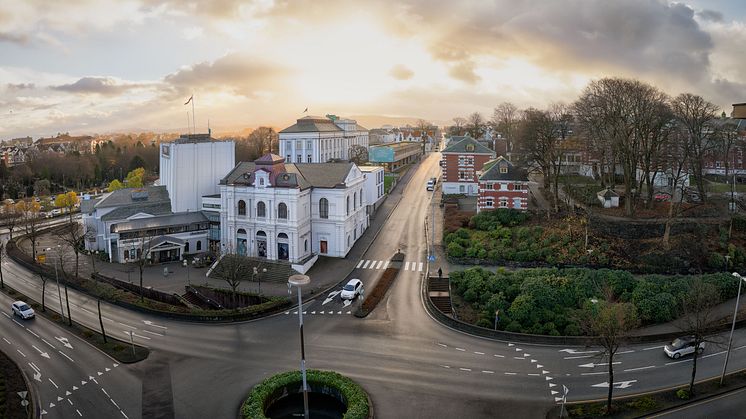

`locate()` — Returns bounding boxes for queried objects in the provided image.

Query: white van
[426,178,436,191]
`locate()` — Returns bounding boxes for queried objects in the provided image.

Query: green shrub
[626,396,658,411]
[447,242,465,258]
[676,388,691,400]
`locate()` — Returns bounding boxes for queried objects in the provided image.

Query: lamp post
[45,246,66,323]
[288,274,311,419]
[721,272,746,385]
[254,266,267,295]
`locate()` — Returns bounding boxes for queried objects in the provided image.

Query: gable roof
[95,185,170,209]
[442,136,494,154]
[221,161,355,190]
[280,116,343,134]
[293,163,353,188]
[101,202,173,221]
[479,156,528,182]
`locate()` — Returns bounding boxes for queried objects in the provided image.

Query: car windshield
[19,304,30,311]
[670,338,688,349]
[343,284,355,291]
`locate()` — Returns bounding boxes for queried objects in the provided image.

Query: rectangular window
[307,140,313,149]
[307,154,312,163]
[500,166,508,173]
[486,200,493,207]
[514,184,522,191]
[500,200,508,208]
[286,154,291,162]
[297,154,301,163]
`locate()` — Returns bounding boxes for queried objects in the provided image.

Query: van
[426,177,436,191]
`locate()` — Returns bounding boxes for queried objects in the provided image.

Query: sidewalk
[27,159,421,301]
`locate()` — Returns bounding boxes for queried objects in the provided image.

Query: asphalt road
[648,386,746,418]
[3,153,746,418]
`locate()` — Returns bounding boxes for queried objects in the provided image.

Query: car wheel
[673,352,681,359]
[697,347,704,354]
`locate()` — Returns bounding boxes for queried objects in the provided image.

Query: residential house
[477,156,530,212]
[440,136,496,195]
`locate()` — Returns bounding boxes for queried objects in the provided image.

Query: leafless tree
[518,108,564,211]
[677,279,719,397]
[716,118,741,183]
[416,119,432,153]
[493,102,520,153]
[58,221,84,279]
[85,225,99,274]
[1,203,20,239]
[129,232,159,302]
[211,251,253,308]
[672,93,720,202]
[18,200,42,261]
[451,117,467,136]
[348,145,369,165]
[466,112,486,139]
[663,127,694,246]
[0,242,4,289]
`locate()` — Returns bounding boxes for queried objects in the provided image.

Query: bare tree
[1,203,20,240]
[133,234,159,302]
[677,279,719,397]
[519,108,564,211]
[672,93,720,202]
[211,251,253,308]
[348,145,369,165]
[492,102,520,153]
[631,88,673,208]
[466,112,486,139]
[663,127,694,246]
[85,225,98,274]
[18,200,42,261]
[416,119,432,153]
[0,242,4,289]
[451,117,467,136]
[58,221,84,279]
[716,119,741,191]
[582,297,640,414]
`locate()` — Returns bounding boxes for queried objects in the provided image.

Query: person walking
[437,267,443,279]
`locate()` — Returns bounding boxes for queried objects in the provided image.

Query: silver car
[11,301,35,320]
[664,336,705,359]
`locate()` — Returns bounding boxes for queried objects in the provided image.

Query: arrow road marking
[555,397,565,402]
[559,349,600,355]
[322,291,341,306]
[143,320,168,330]
[49,378,58,389]
[54,336,73,349]
[28,362,41,381]
[551,390,558,395]
[342,299,352,308]
[579,362,620,368]
[549,383,557,388]
[591,380,637,389]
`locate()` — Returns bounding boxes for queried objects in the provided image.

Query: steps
[428,277,452,315]
[208,256,300,284]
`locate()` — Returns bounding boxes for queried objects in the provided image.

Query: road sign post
[128,331,135,356]
[559,385,569,418]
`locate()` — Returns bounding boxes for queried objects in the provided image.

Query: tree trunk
[139,265,144,302]
[74,251,79,279]
[689,347,699,397]
[607,356,614,413]
[41,281,46,311]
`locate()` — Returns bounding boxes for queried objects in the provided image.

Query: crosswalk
[355,259,425,272]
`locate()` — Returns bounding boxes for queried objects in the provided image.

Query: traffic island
[354,252,404,318]
[0,347,32,418]
[241,369,372,419]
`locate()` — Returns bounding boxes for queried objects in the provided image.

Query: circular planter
[241,370,371,419]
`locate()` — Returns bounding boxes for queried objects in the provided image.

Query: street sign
[36,254,46,263]
[428,255,436,262]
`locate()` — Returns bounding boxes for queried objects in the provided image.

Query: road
[648,386,746,418]
[2,153,746,418]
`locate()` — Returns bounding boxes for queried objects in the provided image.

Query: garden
[449,267,740,336]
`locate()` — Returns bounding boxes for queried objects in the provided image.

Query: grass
[705,181,746,193]
[383,174,395,193]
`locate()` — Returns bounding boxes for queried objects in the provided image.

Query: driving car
[340,279,363,300]
[664,336,705,359]
[11,301,35,320]
[426,177,437,191]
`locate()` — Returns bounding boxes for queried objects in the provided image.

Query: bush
[447,242,465,258]
[626,396,658,411]
[241,370,369,419]
[676,388,691,400]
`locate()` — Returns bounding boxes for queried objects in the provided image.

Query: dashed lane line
[49,378,58,389]
[564,355,593,360]
[580,371,607,376]
[141,330,164,337]
[494,354,504,358]
[665,359,691,366]
[643,345,664,351]
[482,370,495,374]
[2,338,10,344]
[58,351,75,362]
[459,368,472,372]
[76,409,82,416]
[455,348,465,352]
[437,343,447,348]
[623,365,655,372]
[504,372,517,375]
[17,349,25,357]
[474,351,484,355]
[25,328,39,338]
[41,338,55,349]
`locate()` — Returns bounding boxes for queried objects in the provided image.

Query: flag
[303,107,308,113]
[184,95,193,105]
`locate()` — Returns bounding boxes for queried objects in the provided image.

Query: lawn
[705,181,746,193]
[384,174,395,193]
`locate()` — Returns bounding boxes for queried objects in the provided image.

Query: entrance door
[278,243,289,260]
[320,240,328,254]
[257,240,267,258]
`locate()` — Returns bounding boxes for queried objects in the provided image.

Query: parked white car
[664,336,705,359]
[340,279,363,300]
[11,301,35,320]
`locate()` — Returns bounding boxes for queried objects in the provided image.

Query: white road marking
[623,365,655,372]
[559,348,599,354]
[642,345,664,351]
[121,410,129,418]
[2,338,10,344]
[735,344,746,351]
[459,368,471,372]
[143,320,168,330]
[25,328,39,338]
[141,330,163,337]
[382,261,389,269]
[493,354,504,358]
[580,371,607,376]
[564,355,593,360]
[111,399,120,409]
[356,260,364,268]
[48,378,58,389]
[579,362,620,368]
[437,343,448,348]
[41,339,55,349]
[418,262,424,271]
[513,357,524,360]
[2,312,9,318]
[101,388,110,397]
[67,399,73,406]
[617,350,635,354]
[375,261,383,269]
[362,260,371,269]
[455,348,465,352]
[117,322,137,330]
[368,261,378,269]
[122,331,150,340]
[474,351,484,355]
[701,350,726,359]
[76,409,82,416]
[404,262,410,271]
[665,359,691,366]
[504,372,517,375]
[440,365,450,369]
[482,370,494,374]
[17,349,25,357]
[528,373,540,376]
[58,351,75,362]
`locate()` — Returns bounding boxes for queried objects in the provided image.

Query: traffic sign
[428,255,436,262]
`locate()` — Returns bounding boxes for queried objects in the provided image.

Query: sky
[1,0,745,139]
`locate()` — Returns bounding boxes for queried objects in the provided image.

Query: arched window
[353,192,357,210]
[238,200,246,216]
[360,190,363,206]
[319,198,329,219]
[124,250,129,260]
[278,233,288,239]
[184,242,189,253]
[304,239,308,252]
[257,201,266,217]
[196,240,202,251]
[346,196,350,215]
[278,202,288,219]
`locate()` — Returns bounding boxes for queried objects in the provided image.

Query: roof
[597,188,619,198]
[80,198,98,213]
[95,186,170,209]
[101,202,172,221]
[255,153,285,164]
[111,211,208,233]
[478,156,528,182]
[221,160,354,189]
[442,136,494,155]
[359,165,383,172]
[279,116,344,134]
[148,236,185,247]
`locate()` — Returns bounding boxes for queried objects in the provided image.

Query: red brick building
[477,156,530,212]
[440,136,495,195]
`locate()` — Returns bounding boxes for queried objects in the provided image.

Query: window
[124,249,129,259]
[466,144,475,151]
[286,154,291,162]
[307,154,312,163]
[196,241,202,251]
[346,196,350,215]
[319,198,329,219]
[353,192,357,210]
[304,239,308,253]
[185,242,190,253]
[238,200,246,216]
[500,199,508,208]
[278,202,288,219]
[360,190,363,206]
[297,154,301,163]
[500,165,508,174]
[485,199,494,208]
[514,184,522,191]
[257,201,266,217]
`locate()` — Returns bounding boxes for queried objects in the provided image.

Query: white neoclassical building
[278,115,368,163]
[219,154,368,271]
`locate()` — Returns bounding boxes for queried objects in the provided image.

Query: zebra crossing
[355,259,425,272]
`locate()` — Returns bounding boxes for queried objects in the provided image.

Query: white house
[219,154,368,272]
[278,115,368,164]
[359,166,385,214]
[159,133,235,212]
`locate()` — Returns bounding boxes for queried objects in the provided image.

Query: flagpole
[192,92,196,134]
[186,111,191,135]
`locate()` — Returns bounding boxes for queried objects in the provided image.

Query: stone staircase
[428,277,452,315]
[209,256,300,284]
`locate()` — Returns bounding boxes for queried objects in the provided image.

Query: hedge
[241,369,369,419]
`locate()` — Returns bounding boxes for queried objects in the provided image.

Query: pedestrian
[438,267,442,279]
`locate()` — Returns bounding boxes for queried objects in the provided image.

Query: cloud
[697,9,724,22]
[448,61,480,84]
[0,31,29,45]
[52,77,143,96]
[6,83,35,90]
[162,53,289,98]
[389,64,414,80]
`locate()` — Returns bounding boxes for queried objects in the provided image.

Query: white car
[340,279,363,300]
[426,177,437,191]
[11,301,35,320]
[664,336,705,359]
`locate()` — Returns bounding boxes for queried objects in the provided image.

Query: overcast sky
[1,0,745,138]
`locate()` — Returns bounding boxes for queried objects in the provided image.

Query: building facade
[477,157,530,212]
[219,154,368,270]
[159,134,235,212]
[279,115,368,164]
[359,166,385,214]
[368,142,422,172]
[440,136,496,195]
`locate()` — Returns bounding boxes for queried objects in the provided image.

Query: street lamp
[288,274,311,419]
[44,246,66,323]
[721,272,746,385]
[254,266,267,295]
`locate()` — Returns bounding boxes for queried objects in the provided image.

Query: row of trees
[449,78,741,221]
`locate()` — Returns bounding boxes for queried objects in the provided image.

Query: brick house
[440,136,496,196]
[477,156,529,212]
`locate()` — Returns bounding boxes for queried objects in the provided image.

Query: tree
[33,179,51,197]
[58,221,84,279]
[107,179,124,192]
[132,233,158,302]
[716,119,741,205]
[492,102,520,153]
[0,242,4,289]
[129,155,146,172]
[451,117,467,136]
[0,203,20,240]
[663,127,694,246]
[348,145,368,165]
[678,279,719,397]
[518,108,563,211]
[466,112,486,139]
[211,252,253,308]
[672,93,720,203]
[17,200,42,261]
[582,297,639,414]
[124,167,145,188]
[55,191,79,224]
